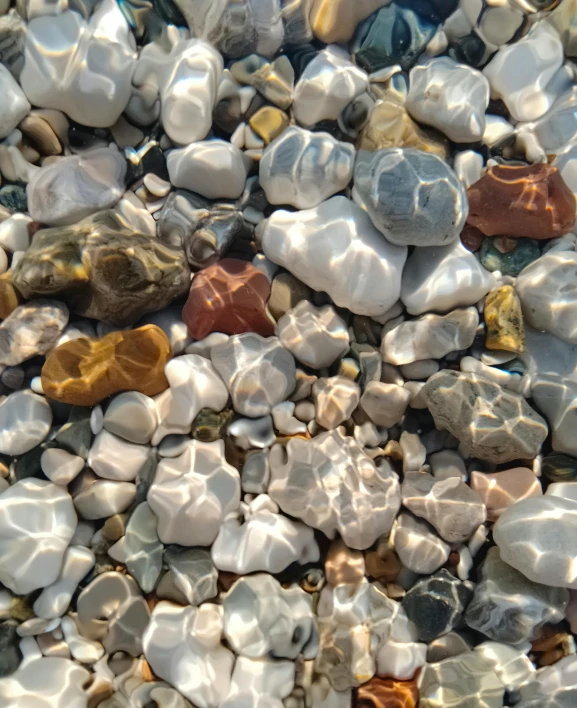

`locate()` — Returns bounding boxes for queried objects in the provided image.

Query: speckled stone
[479,237,540,277]
[353,148,468,247]
[484,286,526,354]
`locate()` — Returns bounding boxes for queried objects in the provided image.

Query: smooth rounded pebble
[0,390,52,456]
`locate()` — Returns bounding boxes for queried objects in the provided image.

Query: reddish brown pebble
[357,676,419,708]
[460,225,484,252]
[182,258,274,340]
[467,163,576,239]
[470,467,542,521]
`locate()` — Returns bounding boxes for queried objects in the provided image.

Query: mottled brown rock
[357,676,419,708]
[325,538,365,587]
[12,211,190,325]
[0,273,23,320]
[41,325,172,406]
[467,163,577,239]
[182,258,274,340]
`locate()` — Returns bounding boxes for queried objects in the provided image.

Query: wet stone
[402,569,472,643]
[313,375,360,429]
[124,502,163,593]
[164,546,218,606]
[249,105,290,144]
[41,325,172,407]
[356,676,419,708]
[470,467,542,522]
[309,0,390,44]
[0,390,52,456]
[542,453,577,483]
[467,164,577,239]
[0,273,23,321]
[484,285,526,354]
[479,237,540,277]
[0,299,68,366]
[182,259,274,341]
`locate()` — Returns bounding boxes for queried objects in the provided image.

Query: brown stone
[41,324,172,406]
[310,0,390,43]
[460,225,485,253]
[357,676,419,708]
[325,538,365,587]
[268,272,312,321]
[467,163,577,239]
[365,549,401,583]
[182,258,274,340]
[470,467,542,522]
[0,272,23,320]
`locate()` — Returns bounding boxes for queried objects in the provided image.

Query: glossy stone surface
[249,105,290,143]
[269,429,401,549]
[353,148,468,247]
[260,126,355,209]
[0,63,30,139]
[516,250,577,344]
[164,546,218,606]
[494,495,577,589]
[467,164,576,239]
[12,211,190,326]
[356,676,418,708]
[211,333,296,417]
[276,300,349,369]
[313,375,360,429]
[484,285,526,354]
[26,146,126,227]
[260,196,407,316]
[470,467,542,522]
[423,370,548,463]
[20,0,137,127]
[222,573,318,659]
[124,502,163,593]
[148,439,240,546]
[41,324,171,406]
[103,391,157,444]
[293,45,368,127]
[309,0,388,43]
[352,4,437,73]
[0,299,68,366]
[0,390,52,456]
[0,479,76,594]
[143,602,234,708]
[360,382,410,428]
[406,57,490,143]
[401,239,496,315]
[183,259,273,340]
[382,308,478,366]
[515,655,577,708]
[532,375,577,457]
[465,547,568,646]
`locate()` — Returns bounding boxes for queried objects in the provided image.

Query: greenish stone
[54,407,93,458]
[352,4,438,73]
[0,185,27,213]
[542,454,577,483]
[191,408,234,442]
[479,238,540,277]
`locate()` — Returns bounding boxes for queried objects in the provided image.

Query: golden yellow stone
[249,106,290,144]
[0,272,23,320]
[484,285,526,354]
[310,0,389,44]
[41,324,172,406]
[358,93,449,158]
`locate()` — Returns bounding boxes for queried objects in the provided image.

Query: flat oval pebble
[0,390,52,456]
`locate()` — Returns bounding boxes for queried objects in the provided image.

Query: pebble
[182,258,274,340]
[33,545,95,619]
[276,300,349,369]
[532,375,577,457]
[0,214,32,253]
[211,333,296,417]
[103,391,157,444]
[212,494,319,574]
[269,429,401,549]
[480,236,540,277]
[484,285,526,354]
[0,299,68,366]
[88,429,151,482]
[516,251,577,343]
[313,375,360,429]
[167,139,250,200]
[26,146,126,226]
[249,105,289,144]
[260,126,355,209]
[353,147,468,247]
[360,381,410,428]
[0,389,52,456]
[401,239,495,316]
[309,0,391,44]
[13,211,190,326]
[73,475,136,520]
[222,656,295,708]
[494,495,577,589]
[147,439,240,546]
[293,45,368,127]
[402,569,472,642]
[356,676,418,708]
[164,546,218,606]
[41,325,172,406]
[406,57,490,142]
[467,163,576,239]
[0,63,30,139]
[228,415,276,449]
[124,502,163,593]
[464,547,568,646]
[260,196,407,317]
[402,471,486,543]
[470,467,542,522]
[40,448,85,486]
[133,38,223,146]
[382,307,478,366]
[230,54,294,109]
[423,369,548,463]
[0,479,76,594]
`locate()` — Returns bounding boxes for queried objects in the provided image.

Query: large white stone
[532,375,577,457]
[0,390,52,456]
[133,38,223,145]
[148,439,240,546]
[0,63,30,139]
[88,429,151,482]
[20,0,137,127]
[33,545,95,619]
[221,657,295,708]
[0,479,77,594]
[401,239,496,316]
[260,196,407,317]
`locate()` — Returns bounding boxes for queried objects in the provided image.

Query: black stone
[398,0,458,22]
[0,620,22,678]
[53,407,94,459]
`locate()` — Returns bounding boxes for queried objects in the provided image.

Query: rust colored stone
[0,272,23,320]
[41,324,172,406]
[357,676,419,708]
[183,258,274,340]
[467,163,576,239]
[460,225,484,253]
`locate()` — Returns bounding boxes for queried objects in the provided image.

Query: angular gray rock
[164,546,218,606]
[124,502,163,593]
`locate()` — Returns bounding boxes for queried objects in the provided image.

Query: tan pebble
[470,467,542,521]
[325,538,365,586]
[484,285,526,353]
[18,114,62,156]
[250,106,290,144]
